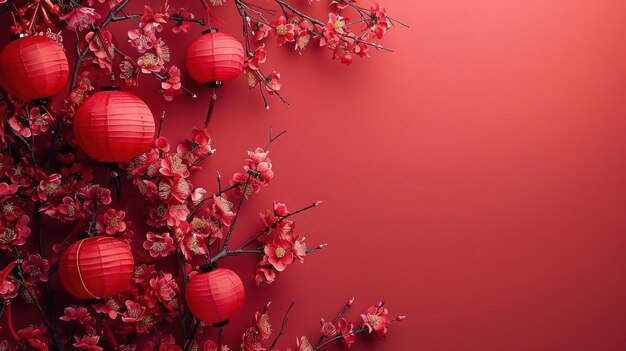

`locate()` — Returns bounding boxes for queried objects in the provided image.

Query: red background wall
[4,0,626,350]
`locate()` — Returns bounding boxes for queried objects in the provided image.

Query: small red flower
[254,23,271,42]
[121,300,146,324]
[143,231,175,258]
[73,335,103,351]
[264,238,294,272]
[361,305,391,339]
[320,319,337,338]
[21,254,49,283]
[137,52,164,74]
[17,324,51,351]
[271,16,296,45]
[119,57,140,86]
[160,154,190,178]
[102,209,127,235]
[29,107,53,135]
[241,327,263,351]
[128,29,156,53]
[247,45,267,70]
[172,8,194,33]
[161,66,182,101]
[336,318,357,347]
[60,6,101,31]
[265,71,282,95]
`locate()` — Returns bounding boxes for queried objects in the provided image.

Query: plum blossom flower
[121,300,146,324]
[137,52,164,74]
[17,324,51,351]
[140,5,167,32]
[93,298,120,319]
[143,231,175,258]
[60,7,101,31]
[171,8,194,33]
[103,209,127,235]
[320,319,337,337]
[73,335,103,351]
[271,16,296,45]
[120,57,140,86]
[247,45,266,70]
[264,238,294,272]
[361,305,391,339]
[254,23,271,42]
[58,196,83,220]
[161,66,182,101]
[265,71,282,95]
[21,254,49,282]
[255,266,277,286]
[29,107,53,135]
[0,260,18,299]
[160,154,190,178]
[336,318,356,347]
[0,215,31,249]
[241,327,263,351]
[128,29,155,53]
[85,30,114,72]
[8,114,31,138]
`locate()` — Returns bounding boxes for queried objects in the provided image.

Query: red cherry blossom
[137,52,164,74]
[253,23,271,42]
[361,305,391,339]
[121,300,147,324]
[320,319,337,337]
[21,254,49,283]
[140,5,167,32]
[336,318,357,347]
[0,215,31,249]
[17,324,51,351]
[29,107,53,135]
[85,30,114,72]
[255,266,277,286]
[271,16,296,45]
[247,45,267,70]
[35,173,62,202]
[172,8,194,33]
[264,238,294,272]
[8,113,31,138]
[120,57,140,86]
[161,66,182,101]
[241,327,263,351]
[128,29,156,53]
[58,196,83,220]
[160,154,190,178]
[73,335,103,351]
[93,298,121,319]
[59,6,101,31]
[103,209,127,235]
[265,71,282,95]
[143,231,175,258]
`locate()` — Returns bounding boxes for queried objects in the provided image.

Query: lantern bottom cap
[207,81,224,88]
[212,320,229,328]
[31,97,51,106]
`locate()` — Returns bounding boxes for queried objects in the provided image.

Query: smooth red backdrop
[4,0,626,350]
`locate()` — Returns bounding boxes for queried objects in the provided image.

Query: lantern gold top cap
[202,28,219,35]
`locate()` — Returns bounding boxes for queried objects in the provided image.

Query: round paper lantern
[59,236,134,299]
[186,267,245,325]
[0,33,69,103]
[74,88,155,162]
[185,29,245,87]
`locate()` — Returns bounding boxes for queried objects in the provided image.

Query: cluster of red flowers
[0,0,405,350]
[240,299,405,351]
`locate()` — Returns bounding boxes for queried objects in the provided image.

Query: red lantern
[0,33,69,103]
[185,29,245,87]
[186,267,245,325]
[59,236,134,299]
[74,88,155,162]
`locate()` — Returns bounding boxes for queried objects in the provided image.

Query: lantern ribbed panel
[186,268,246,324]
[185,32,245,84]
[74,91,155,162]
[59,236,134,299]
[0,35,69,101]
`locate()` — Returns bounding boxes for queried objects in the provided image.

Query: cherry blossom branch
[268,301,295,351]
[237,200,322,250]
[220,174,251,251]
[314,326,367,350]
